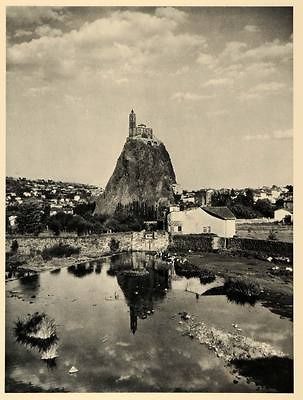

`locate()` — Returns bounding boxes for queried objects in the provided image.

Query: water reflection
[226,292,257,306]
[6,252,293,393]
[67,262,94,278]
[14,312,59,366]
[67,260,103,277]
[106,253,171,334]
[117,268,170,334]
[174,261,216,285]
[18,274,40,297]
[202,285,257,306]
[50,268,61,275]
[231,356,293,392]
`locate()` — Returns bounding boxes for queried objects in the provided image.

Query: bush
[41,243,80,260]
[109,238,120,253]
[268,230,278,240]
[11,239,19,253]
[224,277,261,305]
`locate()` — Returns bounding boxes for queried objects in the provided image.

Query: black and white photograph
[5,4,295,393]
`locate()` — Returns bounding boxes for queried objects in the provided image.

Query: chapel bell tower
[129,109,136,137]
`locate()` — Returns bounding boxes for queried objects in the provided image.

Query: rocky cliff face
[94,138,176,216]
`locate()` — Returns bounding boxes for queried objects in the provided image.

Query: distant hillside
[94,138,176,216]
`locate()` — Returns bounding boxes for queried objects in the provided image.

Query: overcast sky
[6,6,293,189]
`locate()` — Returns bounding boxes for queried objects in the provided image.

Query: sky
[6,6,293,190]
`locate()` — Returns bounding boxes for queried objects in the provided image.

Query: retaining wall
[6,231,169,257]
[6,232,292,259]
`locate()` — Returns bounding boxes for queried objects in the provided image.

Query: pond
[5,252,293,393]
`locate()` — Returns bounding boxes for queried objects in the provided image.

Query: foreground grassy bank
[184,252,293,320]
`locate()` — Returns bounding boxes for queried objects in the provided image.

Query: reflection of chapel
[128,109,159,145]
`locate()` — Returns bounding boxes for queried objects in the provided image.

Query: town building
[167,206,236,238]
[274,208,293,223]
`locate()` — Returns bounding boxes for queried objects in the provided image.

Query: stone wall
[132,230,169,252]
[226,237,293,258]
[6,231,169,257]
[168,234,214,252]
[6,232,291,259]
[236,218,274,224]
[167,233,293,259]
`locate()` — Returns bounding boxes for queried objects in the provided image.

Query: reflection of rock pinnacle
[130,306,137,335]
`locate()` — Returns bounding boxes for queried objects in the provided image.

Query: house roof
[275,208,293,214]
[201,206,236,220]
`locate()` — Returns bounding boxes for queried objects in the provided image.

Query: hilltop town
[6,111,293,237]
[6,174,293,237]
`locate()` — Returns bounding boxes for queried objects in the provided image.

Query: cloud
[64,94,82,105]
[244,25,260,33]
[14,29,32,38]
[35,24,62,37]
[7,6,67,27]
[171,92,213,102]
[115,77,129,85]
[7,9,206,81]
[214,63,244,79]
[244,133,270,141]
[207,110,227,117]
[155,7,187,23]
[172,66,190,75]
[240,81,286,100]
[25,86,54,97]
[244,129,292,141]
[252,82,286,92]
[243,39,292,61]
[220,41,247,61]
[273,129,293,139]
[196,53,217,67]
[243,62,276,77]
[221,39,292,63]
[203,78,233,87]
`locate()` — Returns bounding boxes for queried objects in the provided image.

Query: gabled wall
[167,208,235,238]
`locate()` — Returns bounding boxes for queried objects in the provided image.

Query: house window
[178,226,182,232]
[207,226,211,233]
[203,226,207,233]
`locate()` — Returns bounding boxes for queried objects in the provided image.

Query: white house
[167,206,236,238]
[274,208,293,222]
[8,215,18,227]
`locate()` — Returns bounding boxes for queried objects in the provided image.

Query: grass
[174,260,216,283]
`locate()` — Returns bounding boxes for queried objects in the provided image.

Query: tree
[74,202,95,217]
[275,198,284,209]
[109,238,120,253]
[244,189,254,207]
[211,191,232,207]
[285,185,293,193]
[16,203,44,235]
[230,204,260,219]
[254,199,274,218]
[11,239,19,253]
[235,189,254,207]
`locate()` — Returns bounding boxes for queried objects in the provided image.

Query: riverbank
[177,314,293,392]
[5,252,120,282]
[184,252,293,320]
